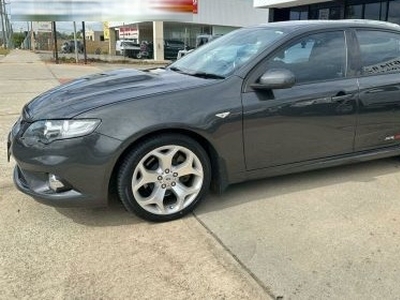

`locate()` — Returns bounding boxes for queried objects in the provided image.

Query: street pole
[26,22,30,49]
[0,0,7,48]
[73,21,78,63]
[82,21,87,64]
[52,21,59,64]
[4,2,11,48]
[30,21,34,51]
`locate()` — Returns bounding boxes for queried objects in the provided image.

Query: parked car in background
[60,40,84,54]
[9,20,400,222]
[163,39,185,60]
[116,39,184,60]
[116,40,141,58]
[138,39,185,60]
[177,34,222,59]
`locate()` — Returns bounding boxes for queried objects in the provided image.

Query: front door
[243,30,358,170]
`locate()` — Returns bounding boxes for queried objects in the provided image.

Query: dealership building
[108,0,269,60]
[108,0,400,60]
[254,0,400,24]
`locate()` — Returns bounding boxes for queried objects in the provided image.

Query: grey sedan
[8,20,400,221]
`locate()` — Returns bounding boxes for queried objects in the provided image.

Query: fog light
[49,174,66,192]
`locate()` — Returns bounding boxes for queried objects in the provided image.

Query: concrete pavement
[0,50,268,300]
[195,159,400,299]
[2,50,400,299]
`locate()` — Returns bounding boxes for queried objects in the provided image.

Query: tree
[66,31,82,40]
[12,32,25,48]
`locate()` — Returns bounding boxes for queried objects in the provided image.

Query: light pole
[0,0,7,48]
[4,0,12,48]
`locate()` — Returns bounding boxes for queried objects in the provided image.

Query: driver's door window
[268,31,346,83]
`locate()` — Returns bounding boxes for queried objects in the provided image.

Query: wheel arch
[108,128,229,200]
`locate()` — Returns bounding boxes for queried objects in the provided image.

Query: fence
[34,35,109,55]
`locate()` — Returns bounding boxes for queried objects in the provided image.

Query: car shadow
[54,157,400,226]
[195,157,400,215]
[54,194,145,226]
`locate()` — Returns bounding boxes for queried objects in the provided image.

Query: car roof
[250,19,400,32]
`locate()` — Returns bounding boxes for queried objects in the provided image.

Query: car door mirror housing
[252,68,296,90]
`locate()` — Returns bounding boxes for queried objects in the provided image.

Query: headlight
[22,119,101,145]
[11,117,22,136]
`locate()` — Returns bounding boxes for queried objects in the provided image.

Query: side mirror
[252,68,296,90]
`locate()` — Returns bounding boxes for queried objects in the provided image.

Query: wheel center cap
[164,175,173,182]
[159,174,177,188]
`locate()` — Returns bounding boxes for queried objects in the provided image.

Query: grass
[0,48,10,56]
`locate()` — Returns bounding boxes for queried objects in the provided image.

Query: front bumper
[9,121,122,208]
[13,165,107,207]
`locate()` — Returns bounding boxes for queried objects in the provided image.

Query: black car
[144,39,185,60]
[61,40,84,54]
[8,20,400,221]
[163,39,185,60]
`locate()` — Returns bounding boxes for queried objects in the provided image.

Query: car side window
[356,30,400,75]
[267,31,346,84]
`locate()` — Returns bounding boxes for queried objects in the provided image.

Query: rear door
[243,30,358,170]
[354,29,400,151]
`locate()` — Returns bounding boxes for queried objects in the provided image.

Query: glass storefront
[364,2,384,20]
[164,23,212,48]
[388,0,400,23]
[273,0,400,24]
[290,7,309,20]
[345,4,363,19]
[133,22,213,48]
[345,1,387,20]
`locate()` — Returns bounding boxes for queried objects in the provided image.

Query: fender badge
[216,112,230,119]
[385,134,400,141]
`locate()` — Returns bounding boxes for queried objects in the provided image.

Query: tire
[117,134,211,222]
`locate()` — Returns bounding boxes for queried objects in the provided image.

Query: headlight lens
[11,117,22,136]
[22,119,101,145]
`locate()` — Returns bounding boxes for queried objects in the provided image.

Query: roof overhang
[254,0,333,9]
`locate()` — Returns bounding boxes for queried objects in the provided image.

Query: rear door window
[355,30,400,75]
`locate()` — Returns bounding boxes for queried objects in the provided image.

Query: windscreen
[169,27,289,78]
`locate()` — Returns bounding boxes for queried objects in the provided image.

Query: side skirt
[231,146,400,185]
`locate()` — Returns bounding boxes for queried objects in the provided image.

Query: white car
[116,40,139,56]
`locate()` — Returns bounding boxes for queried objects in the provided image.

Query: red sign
[151,0,198,14]
[119,26,138,39]
[193,0,198,14]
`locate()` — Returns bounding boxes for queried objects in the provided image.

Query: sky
[11,21,103,33]
[10,0,196,22]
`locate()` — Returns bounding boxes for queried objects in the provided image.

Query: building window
[364,2,381,20]
[329,7,341,19]
[388,0,400,24]
[345,4,363,19]
[319,8,330,19]
[308,5,341,20]
[272,0,391,23]
[290,7,309,20]
[345,2,388,22]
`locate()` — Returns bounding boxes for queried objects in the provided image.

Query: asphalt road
[2,50,400,299]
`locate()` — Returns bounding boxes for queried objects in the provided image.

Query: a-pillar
[153,21,164,61]
[108,28,117,56]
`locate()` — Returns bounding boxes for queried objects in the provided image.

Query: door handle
[331,93,353,103]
